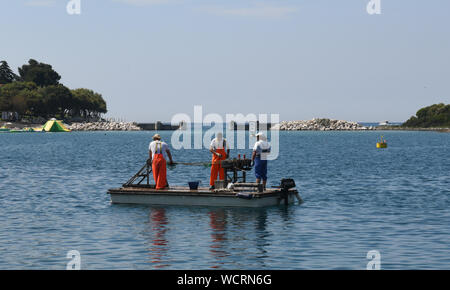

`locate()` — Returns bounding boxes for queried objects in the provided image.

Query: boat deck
[107,185,301,207]
[109,186,284,196]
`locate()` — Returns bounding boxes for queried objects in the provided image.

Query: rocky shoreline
[376,126,450,132]
[3,119,448,132]
[271,118,375,131]
[67,121,142,131]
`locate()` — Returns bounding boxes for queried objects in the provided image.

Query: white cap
[256,132,267,141]
[216,132,223,141]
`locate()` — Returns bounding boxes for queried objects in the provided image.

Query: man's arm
[166,148,174,164]
[251,142,259,166]
[209,147,222,158]
[147,150,152,165]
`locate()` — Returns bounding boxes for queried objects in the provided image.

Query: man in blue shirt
[251,132,271,189]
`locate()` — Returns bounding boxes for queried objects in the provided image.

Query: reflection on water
[147,208,169,268]
[142,207,294,269]
[209,210,228,268]
[255,210,269,263]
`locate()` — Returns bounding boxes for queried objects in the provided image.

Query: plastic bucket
[188,181,199,190]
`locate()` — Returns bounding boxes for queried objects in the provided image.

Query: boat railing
[123,163,153,188]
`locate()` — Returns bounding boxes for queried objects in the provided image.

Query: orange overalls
[152,142,167,190]
[210,142,226,187]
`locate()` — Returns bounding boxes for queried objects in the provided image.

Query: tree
[0,61,17,84]
[71,88,107,118]
[18,59,61,87]
[403,103,450,128]
[0,81,38,112]
[1,59,108,121]
[11,94,28,116]
[38,85,74,118]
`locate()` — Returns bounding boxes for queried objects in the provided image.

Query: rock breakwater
[271,118,374,131]
[68,121,142,131]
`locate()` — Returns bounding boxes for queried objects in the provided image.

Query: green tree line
[403,103,450,128]
[0,59,107,120]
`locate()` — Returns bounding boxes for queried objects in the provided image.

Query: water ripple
[0,131,449,269]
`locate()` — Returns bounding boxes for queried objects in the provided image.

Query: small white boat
[108,162,302,207]
[379,120,390,126]
[108,185,301,207]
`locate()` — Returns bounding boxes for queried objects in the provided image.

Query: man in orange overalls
[209,132,230,190]
[148,134,174,190]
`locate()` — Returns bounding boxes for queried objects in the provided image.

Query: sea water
[0,131,449,269]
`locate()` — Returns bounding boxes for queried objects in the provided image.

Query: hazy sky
[1,0,449,122]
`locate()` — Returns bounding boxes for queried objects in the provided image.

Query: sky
[1,0,449,122]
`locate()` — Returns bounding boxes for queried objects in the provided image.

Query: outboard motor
[278,178,300,206]
[280,178,296,190]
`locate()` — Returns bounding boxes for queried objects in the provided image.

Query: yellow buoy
[377,136,387,148]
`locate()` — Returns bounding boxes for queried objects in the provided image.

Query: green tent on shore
[39,119,71,132]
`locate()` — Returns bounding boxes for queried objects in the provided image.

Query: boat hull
[108,187,299,207]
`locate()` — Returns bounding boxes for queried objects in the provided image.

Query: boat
[379,120,390,126]
[108,159,302,208]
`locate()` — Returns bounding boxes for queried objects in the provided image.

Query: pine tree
[0,61,17,84]
[18,59,61,87]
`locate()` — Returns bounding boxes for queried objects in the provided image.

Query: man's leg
[157,160,167,189]
[210,164,219,187]
[255,158,262,185]
[262,160,267,189]
[152,161,159,187]
[218,165,225,181]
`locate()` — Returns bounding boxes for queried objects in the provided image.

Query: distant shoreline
[376,126,450,132]
[2,120,449,133]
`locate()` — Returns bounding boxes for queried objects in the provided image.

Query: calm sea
[0,130,449,269]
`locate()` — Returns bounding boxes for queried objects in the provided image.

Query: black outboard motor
[279,178,296,205]
[280,178,296,191]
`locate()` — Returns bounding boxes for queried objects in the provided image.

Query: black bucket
[188,181,199,190]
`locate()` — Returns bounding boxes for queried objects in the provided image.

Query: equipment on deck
[188,181,200,190]
[221,158,252,184]
[123,163,153,187]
